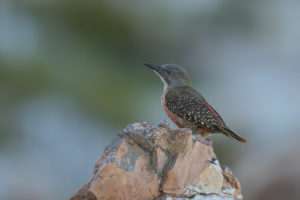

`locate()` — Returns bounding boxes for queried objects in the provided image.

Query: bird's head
[145,63,191,90]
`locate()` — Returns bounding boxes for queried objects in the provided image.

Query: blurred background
[1,0,300,199]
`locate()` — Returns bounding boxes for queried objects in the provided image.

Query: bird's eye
[168,71,174,75]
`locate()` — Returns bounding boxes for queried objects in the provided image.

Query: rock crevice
[70,122,242,200]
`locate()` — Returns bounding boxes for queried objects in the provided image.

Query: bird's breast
[161,93,185,128]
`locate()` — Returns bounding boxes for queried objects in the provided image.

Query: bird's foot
[159,119,170,128]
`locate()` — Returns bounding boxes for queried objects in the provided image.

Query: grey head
[145,63,191,90]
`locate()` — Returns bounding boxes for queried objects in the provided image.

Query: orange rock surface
[70,122,242,200]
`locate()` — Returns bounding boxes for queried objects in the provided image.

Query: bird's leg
[159,118,170,128]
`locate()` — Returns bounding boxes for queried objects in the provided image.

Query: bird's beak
[144,63,162,73]
[145,63,169,85]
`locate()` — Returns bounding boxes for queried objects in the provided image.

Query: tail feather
[220,127,247,143]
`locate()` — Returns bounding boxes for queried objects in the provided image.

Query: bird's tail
[220,127,247,143]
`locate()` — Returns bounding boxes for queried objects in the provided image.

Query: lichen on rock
[70,122,242,200]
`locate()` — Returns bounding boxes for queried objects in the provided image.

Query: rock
[70,122,242,200]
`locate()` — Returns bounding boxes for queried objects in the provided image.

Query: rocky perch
[70,122,243,200]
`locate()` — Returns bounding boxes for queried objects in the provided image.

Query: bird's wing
[165,87,226,130]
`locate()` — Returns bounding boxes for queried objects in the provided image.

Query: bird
[145,63,247,143]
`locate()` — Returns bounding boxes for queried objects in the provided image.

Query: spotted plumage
[145,63,247,143]
[164,86,225,133]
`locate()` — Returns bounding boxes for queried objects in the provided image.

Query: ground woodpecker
[145,63,247,143]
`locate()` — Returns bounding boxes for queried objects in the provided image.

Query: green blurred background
[1,0,300,199]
